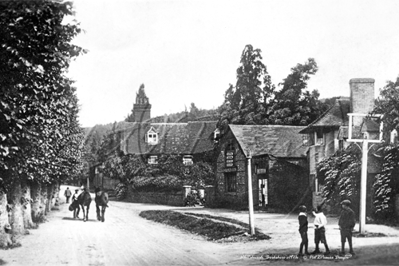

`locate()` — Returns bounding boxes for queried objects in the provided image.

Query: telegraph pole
[359,140,368,233]
[247,150,255,235]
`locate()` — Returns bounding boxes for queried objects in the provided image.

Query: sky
[67,0,399,128]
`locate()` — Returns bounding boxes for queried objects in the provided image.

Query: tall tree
[218,46,325,134]
[373,76,399,134]
[269,58,322,125]
[218,44,275,132]
[0,0,84,244]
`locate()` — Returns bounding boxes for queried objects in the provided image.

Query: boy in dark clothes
[339,200,356,255]
[298,205,310,256]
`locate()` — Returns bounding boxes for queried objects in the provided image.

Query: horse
[94,187,109,222]
[68,189,92,222]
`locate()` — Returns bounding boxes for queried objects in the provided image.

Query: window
[302,134,310,146]
[225,172,237,192]
[339,139,344,150]
[315,131,324,145]
[225,142,235,168]
[148,155,158,165]
[311,174,321,194]
[146,127,158,145]
[183,155,193,165]
[214,128,220,143]
[315,177,320,193]
[391,129,398,144]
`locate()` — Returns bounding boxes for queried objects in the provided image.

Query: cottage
[93,84,217,196]
[299,78,380,210]
[211,124,309,211]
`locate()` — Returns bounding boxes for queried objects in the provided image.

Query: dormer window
[183,155,193,165]
[148,155,158,164]
[146,127,158,145]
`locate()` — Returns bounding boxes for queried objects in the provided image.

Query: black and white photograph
[1,0,399,265]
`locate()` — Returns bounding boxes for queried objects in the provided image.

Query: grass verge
[139,210,270,242]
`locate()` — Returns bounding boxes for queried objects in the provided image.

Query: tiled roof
[299,99,350,134]
[186,121,217,154]
[229,124,308,158]
[114,121,217,155]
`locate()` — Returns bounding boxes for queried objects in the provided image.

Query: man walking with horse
[95,187,109,222]
[68,187,92,222]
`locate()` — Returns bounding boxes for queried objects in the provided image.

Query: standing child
[339,200,356,255]
[298,205,310,256]
[311,205,330,255]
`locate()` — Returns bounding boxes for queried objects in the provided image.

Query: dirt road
[0,186,255,266]
[2,185,399,265]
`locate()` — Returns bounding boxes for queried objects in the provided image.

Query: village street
[2,186,399,266]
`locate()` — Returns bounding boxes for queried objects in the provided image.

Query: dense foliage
[373,145,399,221]
[0,1,85,190]
[218,44,327,133]
[371,78,399,221]
[317,145,362,214]
[99,149,215,193]
[317,76,399,220]
[373,76,399,135]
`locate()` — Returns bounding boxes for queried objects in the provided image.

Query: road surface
[0,186,254,266]
[2,185,399,265]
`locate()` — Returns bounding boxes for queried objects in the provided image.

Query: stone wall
[125,185,184,206]
[214,130,253,209]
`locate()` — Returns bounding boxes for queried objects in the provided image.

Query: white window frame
[183,155,193,165]
[148,155,158,165]
[147,127,158,145]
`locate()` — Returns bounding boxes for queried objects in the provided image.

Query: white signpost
[347,113,383,234]
[246,149,255,236]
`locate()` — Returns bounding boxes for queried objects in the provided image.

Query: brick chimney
[349,78,375,126]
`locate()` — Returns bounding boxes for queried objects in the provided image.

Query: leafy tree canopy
[218,44,326,133]
[0,0,85,189]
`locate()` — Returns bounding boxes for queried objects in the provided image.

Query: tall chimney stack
[350,78,375,126]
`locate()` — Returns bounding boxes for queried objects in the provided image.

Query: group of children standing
[298,199,356,257]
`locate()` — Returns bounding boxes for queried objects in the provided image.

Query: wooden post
[359,140,368,234]
[247,150,255,235]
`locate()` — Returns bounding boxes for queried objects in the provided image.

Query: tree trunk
[41,184,48,215]
[54,182,60,207]
[21,181,36,229]
[31,182,45,223]
[45,184,54,213]
[0,188,12,248]
[9,179,27,235]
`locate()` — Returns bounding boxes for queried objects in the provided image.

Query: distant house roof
[299,98,350,134]
[113,121,217,155]
[229,124,308,158]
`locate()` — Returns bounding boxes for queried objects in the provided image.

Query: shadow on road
[62,217,98,222]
